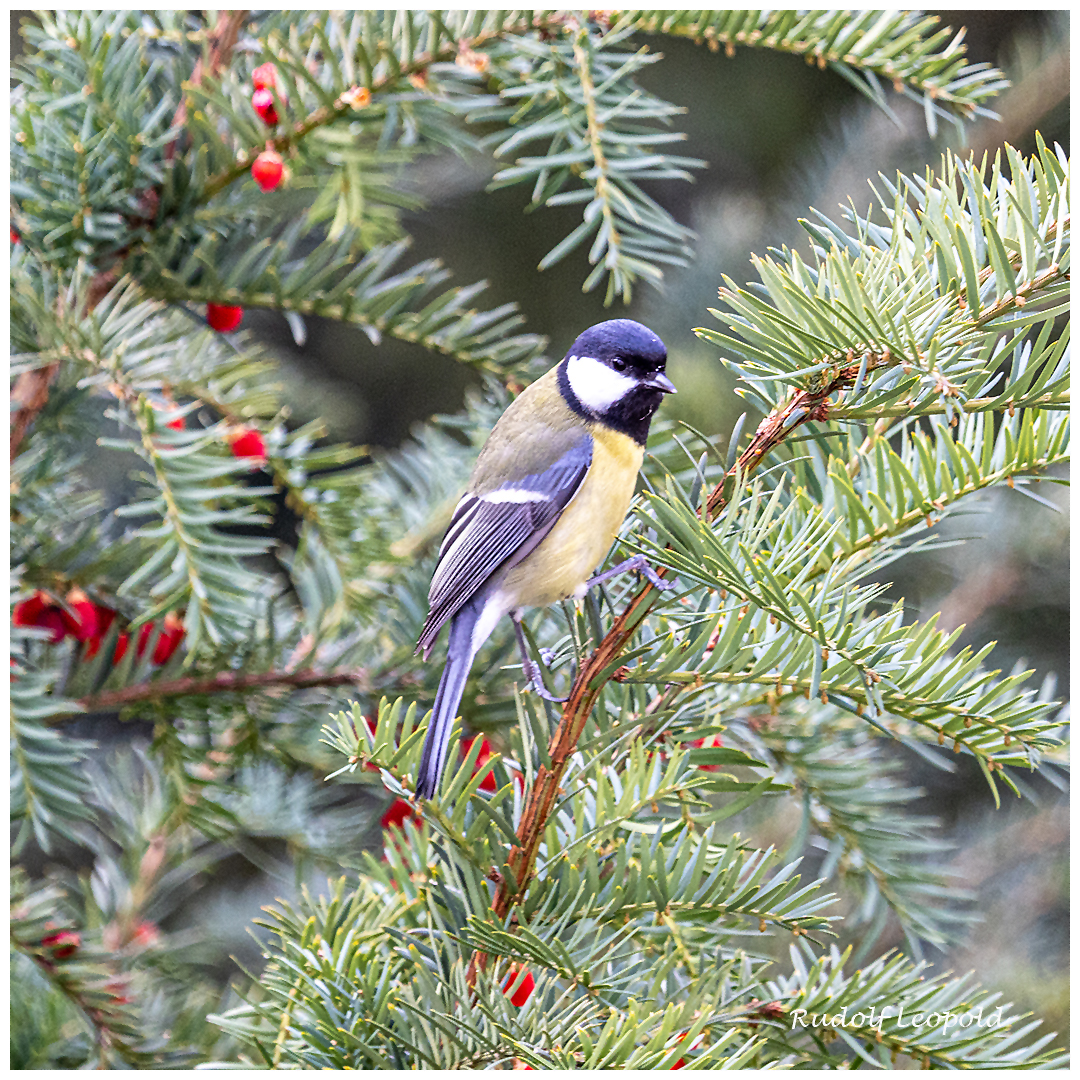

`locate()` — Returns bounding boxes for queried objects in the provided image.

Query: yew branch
[483,365,862,941]
[63,667,365,722]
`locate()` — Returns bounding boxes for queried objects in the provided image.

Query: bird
[413,318,676,800]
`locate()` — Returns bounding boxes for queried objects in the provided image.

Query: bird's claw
[522,654,569,703]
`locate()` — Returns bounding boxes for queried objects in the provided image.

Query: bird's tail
[415,598,490,800]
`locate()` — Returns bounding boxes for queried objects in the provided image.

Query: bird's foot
[521,652,569,702]
[587,554,676,592]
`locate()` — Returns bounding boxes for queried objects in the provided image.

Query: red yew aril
[252,87,279,125]
[136,621,155,659]
[502,964,535,1007]
[461,735,498,792]
[689,730,725,772]
[85,605,118,657]
[103,976,133,1006]
[13,591,68,643]
[61,588,99,643]
[252,62,278,91]
[206,303,243,332]
[41,928,81,959]
[230,427,267,462]
[251,149,284,191]
[670,1031,703,1068]
[380,798,418,830]
[110,615,184,666]
[131,920,160,949]
[461,735,524,793]
[152,611,184,664]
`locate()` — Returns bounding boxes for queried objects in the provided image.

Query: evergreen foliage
[10,9,1068,1069]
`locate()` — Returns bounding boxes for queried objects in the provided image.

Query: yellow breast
[500,425,643,609]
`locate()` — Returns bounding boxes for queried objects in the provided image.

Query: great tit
[414,319,675,799]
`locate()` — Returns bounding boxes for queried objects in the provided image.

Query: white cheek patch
[566,355,637,413]
[480,489,552,504]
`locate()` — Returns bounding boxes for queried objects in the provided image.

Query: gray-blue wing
[416,432,592,656]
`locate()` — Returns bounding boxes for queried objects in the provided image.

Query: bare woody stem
[480,320,1066,950]
[66,668,365,721]
[480,360,875,950]
[10,362,60,463]
[167,10,248,160]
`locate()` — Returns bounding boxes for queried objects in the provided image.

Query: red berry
[166,415,185,431]
[123,622,156,660]
[689,730,725,772]
[230,427,267,462]
[11,226,20,244]
[251,149,284,191]
[14,592,49,627]
[152,611,184,665]
[252,87,280,126]
[41,929,80,960]
[85,605,117,657]
[61,588,99,643]
[502,965,535,1007]
[206,303,243,332]
[252,62,279,91]
[130,920,160,949]
[670,1031,702,1068]
[461,735,499,792]
[13,591,68,643]
[380,798,418,830]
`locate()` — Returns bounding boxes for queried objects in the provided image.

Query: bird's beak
[647,371,677,394]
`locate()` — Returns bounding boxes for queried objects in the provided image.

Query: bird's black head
[557,319,675,445]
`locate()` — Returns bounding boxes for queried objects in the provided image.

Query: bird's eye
[610,357,627,372]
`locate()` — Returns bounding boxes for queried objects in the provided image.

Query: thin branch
[69,667,365,720]
[469,385,840,986]
[10,362,60,462]
[477,330,1062,965]
[571,27,623,297]
[167,9,248,161]
[199,15,564,203]
[830,388,1068,421]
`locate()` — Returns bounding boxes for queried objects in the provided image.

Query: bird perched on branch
[415,319,675,799]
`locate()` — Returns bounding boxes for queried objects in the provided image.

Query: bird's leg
[511,612,568,703]
[586,554,675,592]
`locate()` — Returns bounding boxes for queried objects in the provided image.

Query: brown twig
[10,362,60,462]
[69,667,365,720]
[198,13,567,203]
[475,279,1069,957]
[470,363,870,985]
[167,9,248,160]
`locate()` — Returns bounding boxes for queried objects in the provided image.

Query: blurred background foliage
[10,7,1069,1064]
